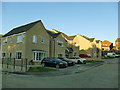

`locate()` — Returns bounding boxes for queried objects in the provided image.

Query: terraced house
[1,20,50,65]
[46,30,67,58]
[51,29,79,58]
[67,34,101,59]
[102,40,113,51]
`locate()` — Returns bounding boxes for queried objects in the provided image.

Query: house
[0,34,3,58]
[96,40,102,58]
[101,40,113,51]
[51,29,79,58]
[1,20,50,65]
[115,38,120,51]
[67,34,100,58]
[46,30,67,58]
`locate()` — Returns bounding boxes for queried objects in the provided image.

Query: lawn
[27,66,58,72]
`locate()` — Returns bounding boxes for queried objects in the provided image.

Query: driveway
[2,58,118,88]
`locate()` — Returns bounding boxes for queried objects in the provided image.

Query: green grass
[86,60,104,63]
[102,57,114,59]
[27,67,58,72]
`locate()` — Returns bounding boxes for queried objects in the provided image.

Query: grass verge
[27,67,57,72]
[86,60,104,63]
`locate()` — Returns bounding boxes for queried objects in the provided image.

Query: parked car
[79,54,91,58]
[58,57,75,66]
[106,52,119,58]
[41,58,68,68]
[68,57,86,64]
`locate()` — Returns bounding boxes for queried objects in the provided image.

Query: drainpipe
[54,38,55,58]
[49,37,52,58]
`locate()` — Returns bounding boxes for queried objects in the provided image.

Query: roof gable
[2,20,42,37]
[46,30,61,38]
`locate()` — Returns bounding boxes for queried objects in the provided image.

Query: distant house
[66,34,101,58]
[96,40,102,58]
[101,40,113,51]
[2,20,50,64]
[115,38,120,51]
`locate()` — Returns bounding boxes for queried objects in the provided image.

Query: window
[41,37,45,43]
[33,51,46,61]
[17,35,23,43]
[58,41,63,47]
[5,38,7,43]
[74,52,77,57]
[2,53,6,58]
[58,54,63,58]
[16,52,22,59]
[33,35,37,43]
[117,47,120,49]
[117,42,119,45]
[10,37,13,43]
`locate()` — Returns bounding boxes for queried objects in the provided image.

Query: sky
[2,2,118,45]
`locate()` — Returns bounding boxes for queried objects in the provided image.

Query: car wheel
[56,64,60,69]
[41,63,45,67]
[77,60,80,64]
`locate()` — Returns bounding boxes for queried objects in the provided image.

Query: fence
[2,58,31,72]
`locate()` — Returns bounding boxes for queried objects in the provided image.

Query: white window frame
[33,51,46,62]
[17,35,23,43]
[57,41,63,47]
[16,51,22,60]
[41,37,45,44]
[33,35,37,43]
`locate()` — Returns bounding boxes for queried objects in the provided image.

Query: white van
[107,53,119,58]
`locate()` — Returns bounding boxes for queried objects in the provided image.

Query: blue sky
[2,2,118,45]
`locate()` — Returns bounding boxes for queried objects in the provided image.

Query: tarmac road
[2,58,119,88]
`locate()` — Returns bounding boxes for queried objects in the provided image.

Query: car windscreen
[75,57,81,59]
[61,58,69,61]
[53,58,61,62]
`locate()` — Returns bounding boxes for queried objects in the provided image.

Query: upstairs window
[5,38,7,43]
[33,35,37,43]
[17,35,23,43]
[58,41,63,47]
[41,37,45,43]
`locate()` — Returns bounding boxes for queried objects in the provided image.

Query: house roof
[67,35,76,40]
[46,30,61,38]
[52,29,69,39]
[115,38,120,42]
[81,35,95,42]
[2,20,42,37]
[102,40,113,47]
[96,40,101,43]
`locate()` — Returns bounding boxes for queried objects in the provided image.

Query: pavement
[2,58,119,88]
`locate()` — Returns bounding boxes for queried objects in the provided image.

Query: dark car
[41,58,68,68]
[58,57,75,66]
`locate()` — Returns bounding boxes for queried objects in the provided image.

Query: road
[2,58,119,88]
